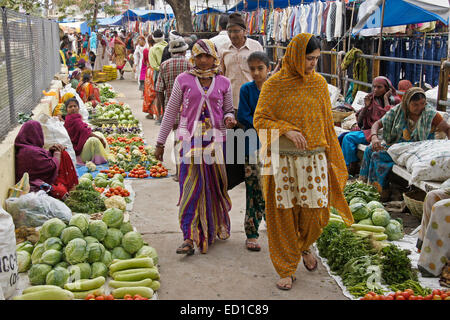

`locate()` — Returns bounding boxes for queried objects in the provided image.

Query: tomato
[125,298,133,300]
[363,294,373,300]
[85,294,96,300]
[409,295,417,300]
[405,289,414,296]
[402,291,411,300]
[424,294,433,300]
[161,172,168,177]
[396,295,405,300]
[133,294,142,300]
[433,295,442,300]
[105,294,114,300]
[385,295,394,300]
[95,295,105,300]
[138,175,144,179]
[124,294,132,299]
[432,289,442,296]
[440,293,448,300]
[416,295,424,300]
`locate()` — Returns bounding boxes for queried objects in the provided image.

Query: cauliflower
[132,149,141,157]
[104,195,126,211]
[86,161,97,172]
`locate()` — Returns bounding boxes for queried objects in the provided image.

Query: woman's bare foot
[276,275,296,290]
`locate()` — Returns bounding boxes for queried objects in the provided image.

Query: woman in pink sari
[15,120,78,200]
[63,98,108,165]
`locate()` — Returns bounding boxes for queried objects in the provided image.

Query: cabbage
[86,161,96,172]
[87,242,105,263]
[31,243,46,265]
[46,267,70,288]
[103,228,123,250]
[68,263,91,281]
[88,220,108,241]
[60,226,84,245]
[90,262,108,278]
[120,222,133,235]
[69,214,89,234]
[95,173,108,180]
[40,249,62,266]
[112,174,124,183]
[16,241,34,254]
[110,181,125,189]
[55,261,69,269]
[358,218,374,226]
[94,178,109,188]
[385,220,404,241]
[366,201,384,213]
[28,263,52,285]
[64,238,88,265]
[102,250,113,267]
[122,231,144,255]
[78,178,93,189]
[135,246,158,265]
[40,218,67,240]
[43,237,64,251]
[349,197,367,206]
[17,251,31,273]
[371,209,391,227]
[111,247,132,260]
[350,203,370,221]
[84,236,100,245]
[102,208,124,228]
[80,173,93,181]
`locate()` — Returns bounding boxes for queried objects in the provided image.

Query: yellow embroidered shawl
[253,33,353,226]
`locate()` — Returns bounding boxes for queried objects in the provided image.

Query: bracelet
[370,133,378,140]
[156,144,165,149]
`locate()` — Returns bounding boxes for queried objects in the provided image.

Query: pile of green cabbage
[23,213,159,288]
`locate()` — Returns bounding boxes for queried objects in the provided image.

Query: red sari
[49,150,79,200]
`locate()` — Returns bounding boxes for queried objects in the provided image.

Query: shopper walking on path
[237,52,270,252]
[133,36,148,90]
[142,36,158,118]
[154,37,192,181]
[154,39,237,255]
[148,29,168,122]
[253,33,354,290]
[93,32,109,72]
[112,32,127,80]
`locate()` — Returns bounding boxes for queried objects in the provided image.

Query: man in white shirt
[218,12,264,112]
[210,14,230,49]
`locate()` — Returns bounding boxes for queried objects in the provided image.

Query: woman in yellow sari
[112,32,127,80]
[254,33,353,290]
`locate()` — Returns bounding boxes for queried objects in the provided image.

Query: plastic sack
[60,84,89,121]
[37,113,77,168]
[0,207,19,300]
[8,173,30,199]
[5,190,72,229]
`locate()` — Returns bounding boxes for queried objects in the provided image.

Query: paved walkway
[109,72,347,300]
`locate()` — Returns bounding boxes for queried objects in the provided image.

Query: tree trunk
[92,1,99,28]
[165,0,193,33]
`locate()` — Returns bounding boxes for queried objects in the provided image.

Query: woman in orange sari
[76,73,100,107]
[142,35,158,119]
[112,32,127,80]
[254,33,353,290]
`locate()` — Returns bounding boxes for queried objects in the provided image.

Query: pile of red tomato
[105,186,130,198]
[85,293,115,300]
[128,165,149,179]
[360,289,449,300]
[149,163,168,178]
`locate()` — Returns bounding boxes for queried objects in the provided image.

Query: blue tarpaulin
[121,9,174,21]
[196,7,224,15]
[97,15,124,26]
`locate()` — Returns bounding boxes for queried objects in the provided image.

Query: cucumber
[72,288,105,300]
[149,280,160,292]
[64,276,106,292]
[111,267,155,277]
[113,270,155,282]
[373,233,388,241]
[109,278,153,289]
[355,230,388,241]
[112,286,154,299]
[330,213,343,220]
[351,224,385,233]
[13,289,74,300]
[109,258,154,274]
[22,285,62,294]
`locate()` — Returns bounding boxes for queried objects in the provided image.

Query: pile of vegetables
[64,178,106,214]
[92,102,138,127]
[149,163,168,178]
[99,84,117,101]
[93,123,141,135]
[128,165,149,179]
[360,288,448,300]
[344,181,380,203]
[16,211,159,299]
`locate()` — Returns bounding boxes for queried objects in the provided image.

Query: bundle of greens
[340,254,382,287]
[317,224,344,258]
[389,280,432,296]
[64,184,106,214]
[381,245,418,285]
[344,181,380,203]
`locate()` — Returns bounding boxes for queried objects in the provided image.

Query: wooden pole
[348,0,356,51]
[373,0,386,78]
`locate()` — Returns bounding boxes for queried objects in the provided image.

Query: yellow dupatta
[253,33,353,226]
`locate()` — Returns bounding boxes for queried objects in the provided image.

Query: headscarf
[188,39,220,79]
[90,32,97,50]
[58,92,75,117]
[253,33,353,226]
[70,69,81,80]
[398,79,413,100]
[382,87,437,145]
[64,113,92,155]
[14,121,58,189]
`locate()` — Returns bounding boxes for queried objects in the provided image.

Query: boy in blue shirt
[237,51,271,252]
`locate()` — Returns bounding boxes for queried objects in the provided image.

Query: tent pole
[347,0,356,51]
[373,0,386,78]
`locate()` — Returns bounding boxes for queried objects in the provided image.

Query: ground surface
[109,72,349,300]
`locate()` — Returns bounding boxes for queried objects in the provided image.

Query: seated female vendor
[63,98,109,165]
[15,120,78,200]
[76,72,100,107]
[359,87,450,201]
[341,76,401,175]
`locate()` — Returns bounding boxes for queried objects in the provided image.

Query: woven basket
[403,190,425,219]
[332,110,354,124]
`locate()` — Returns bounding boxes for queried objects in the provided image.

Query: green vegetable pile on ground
[380,245,418,285]
[344,181,380,203]
[64,183,106,214]
[389,280,432,296]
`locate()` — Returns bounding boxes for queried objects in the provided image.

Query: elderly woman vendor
[63,98,109,165]
[359,87,450,201]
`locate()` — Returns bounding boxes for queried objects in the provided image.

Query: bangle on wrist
[370,133,378,140]
[156,144,164,149]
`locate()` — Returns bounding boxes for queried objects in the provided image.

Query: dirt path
[109,72,348,300]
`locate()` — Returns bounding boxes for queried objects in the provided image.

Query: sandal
[302,249,318,272]
[176,240,194,255]
[276,275,296,291]
[245,239,261,252]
